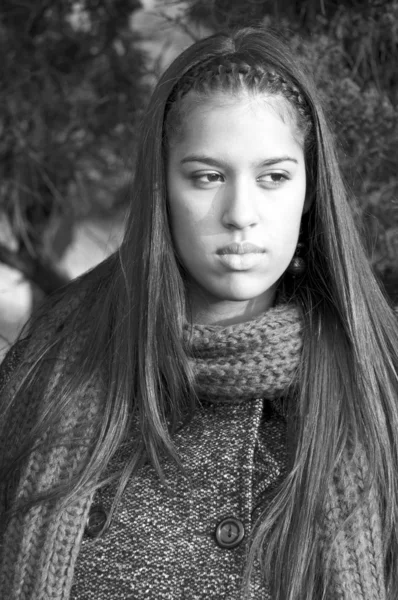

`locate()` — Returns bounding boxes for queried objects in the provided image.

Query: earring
[286,242,306,277]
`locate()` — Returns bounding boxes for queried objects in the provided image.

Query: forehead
[168,92,304,161]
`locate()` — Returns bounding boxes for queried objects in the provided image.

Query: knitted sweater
[0,301,386,599]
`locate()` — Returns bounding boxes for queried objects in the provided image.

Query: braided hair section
[164,56,313,145]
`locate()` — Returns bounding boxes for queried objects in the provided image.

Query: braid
[165,56,313,143]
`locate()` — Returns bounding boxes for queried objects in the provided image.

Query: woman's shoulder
[0,255,115,434]
[28,278,92,339]
[0,266,110,409]
[22,256,116,357]
[0,281,107,460]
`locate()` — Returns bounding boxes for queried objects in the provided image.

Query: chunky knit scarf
[184,303,303,402]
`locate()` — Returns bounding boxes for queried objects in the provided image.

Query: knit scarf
[184,303,303,403]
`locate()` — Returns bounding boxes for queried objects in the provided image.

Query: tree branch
[0,243,70,295]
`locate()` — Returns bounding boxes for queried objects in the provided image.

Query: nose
[221,178,259,230]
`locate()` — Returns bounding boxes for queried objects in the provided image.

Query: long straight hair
[1,27,398,599]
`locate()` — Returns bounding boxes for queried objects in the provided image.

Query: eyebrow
[180,154,299,168]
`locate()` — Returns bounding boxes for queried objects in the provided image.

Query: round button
[215,517,245,549]
[85,505,107,538]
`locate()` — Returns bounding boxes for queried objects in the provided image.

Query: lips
[216,242,265,255]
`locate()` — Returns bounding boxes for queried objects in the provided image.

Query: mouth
[216,243,266,271]
[216,242,266,255]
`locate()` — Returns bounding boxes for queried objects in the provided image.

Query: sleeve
[0,332,100,600]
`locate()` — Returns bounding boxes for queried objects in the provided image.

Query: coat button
[215,517,245,549]
[85,505,107,538]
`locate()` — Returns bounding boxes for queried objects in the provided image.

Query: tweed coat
[0,300,387,600]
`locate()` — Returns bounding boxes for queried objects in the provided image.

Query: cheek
[168,190,217,251]
[262,199,306,254]
[170,198,196,234]
[168,198,205,263]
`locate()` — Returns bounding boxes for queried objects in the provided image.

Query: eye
[258,172,289,186]
[192,172,225,187]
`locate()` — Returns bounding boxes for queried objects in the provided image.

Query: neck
[187,285,277,326]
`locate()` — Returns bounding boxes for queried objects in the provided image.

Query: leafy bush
[0,0,146,291]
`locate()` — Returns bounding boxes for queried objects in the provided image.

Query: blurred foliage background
[0,0,397,323]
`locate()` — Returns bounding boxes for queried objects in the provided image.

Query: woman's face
[166,92,308,325]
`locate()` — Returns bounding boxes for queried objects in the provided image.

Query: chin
[213,283,274,303]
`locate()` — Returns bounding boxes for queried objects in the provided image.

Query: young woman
[1,26,397,600]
